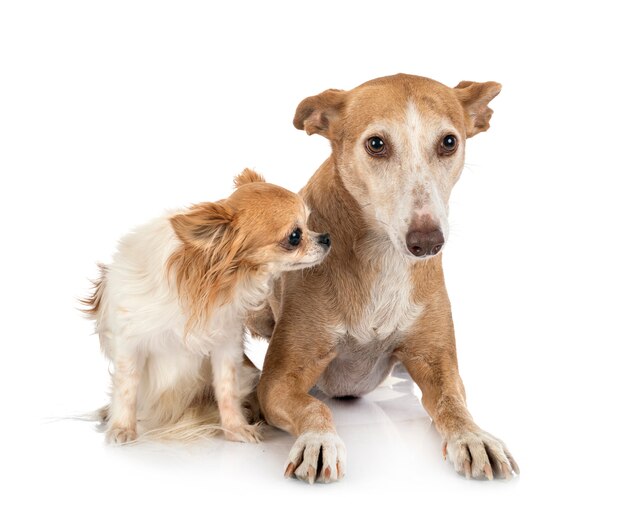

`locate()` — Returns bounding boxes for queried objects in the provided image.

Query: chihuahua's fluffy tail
[81,263,108,319]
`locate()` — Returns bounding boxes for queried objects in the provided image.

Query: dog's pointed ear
[170,201,235,247]
[454,81,502,137]
[233,168,265,188]
[293,88,347,138]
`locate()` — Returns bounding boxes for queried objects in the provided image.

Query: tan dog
[252,74,519,483]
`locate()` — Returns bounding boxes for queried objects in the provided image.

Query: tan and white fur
[251,74,519,483]
[83,169,331,444]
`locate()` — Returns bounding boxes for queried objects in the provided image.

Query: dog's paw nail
[286,431,346,484]
[446,430,518,481]
[284,463,296,478]
[463,459,471,479]
[442,442,448,461]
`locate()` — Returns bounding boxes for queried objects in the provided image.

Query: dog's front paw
[444,428,519,480]
[223,423,263,443]
[284,431,347,484]
[106,425,137,444]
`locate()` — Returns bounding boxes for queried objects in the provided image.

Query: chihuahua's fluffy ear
[453,81,502,137]
[293,88,347,138]
[233,168,265,188]
[170,202,235,248]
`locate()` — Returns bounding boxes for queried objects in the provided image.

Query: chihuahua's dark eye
[439,134,458,155]
[288,228,302,247]
[365,136,386,156]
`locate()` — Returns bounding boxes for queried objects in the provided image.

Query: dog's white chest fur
[318,246,423,397]
[346,246,423,344]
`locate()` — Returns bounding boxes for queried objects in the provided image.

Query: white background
[1,1,624,514]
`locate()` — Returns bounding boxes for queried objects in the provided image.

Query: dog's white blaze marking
[404,101,449,238]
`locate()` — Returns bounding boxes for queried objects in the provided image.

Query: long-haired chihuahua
[83,169,331,443]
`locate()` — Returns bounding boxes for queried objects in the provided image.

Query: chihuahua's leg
[210,336,262,443]
[258,324,345,484]
[395,291,519,480]
[106,343,145,444]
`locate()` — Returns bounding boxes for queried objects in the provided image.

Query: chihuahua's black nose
[318,233,331,248]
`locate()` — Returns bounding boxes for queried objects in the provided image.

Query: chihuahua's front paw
[444,428,519,480]
[223,423,262,443]
[106,425,137,444]
[284,431,347,484]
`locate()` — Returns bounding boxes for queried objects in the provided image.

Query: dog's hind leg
[106,342,146,444]
[241,355,262,423]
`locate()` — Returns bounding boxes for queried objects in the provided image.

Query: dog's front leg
[258,324,346,484]
[210,339,262,443]
[395,291,519,480]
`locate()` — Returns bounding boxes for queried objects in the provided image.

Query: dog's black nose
[406,229,444,257]
[318,233,331,248]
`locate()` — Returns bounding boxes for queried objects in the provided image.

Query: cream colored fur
[90,216,263,442]
[84,171,330,443]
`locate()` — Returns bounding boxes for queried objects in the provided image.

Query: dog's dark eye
[439,134,458,155]
[366,136,386,156]
[288,228,302,247]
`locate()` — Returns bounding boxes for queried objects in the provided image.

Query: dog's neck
[302,157,369,253]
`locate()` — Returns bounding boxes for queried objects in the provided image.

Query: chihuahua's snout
[317,233,331,249]
[406,228,444,257]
